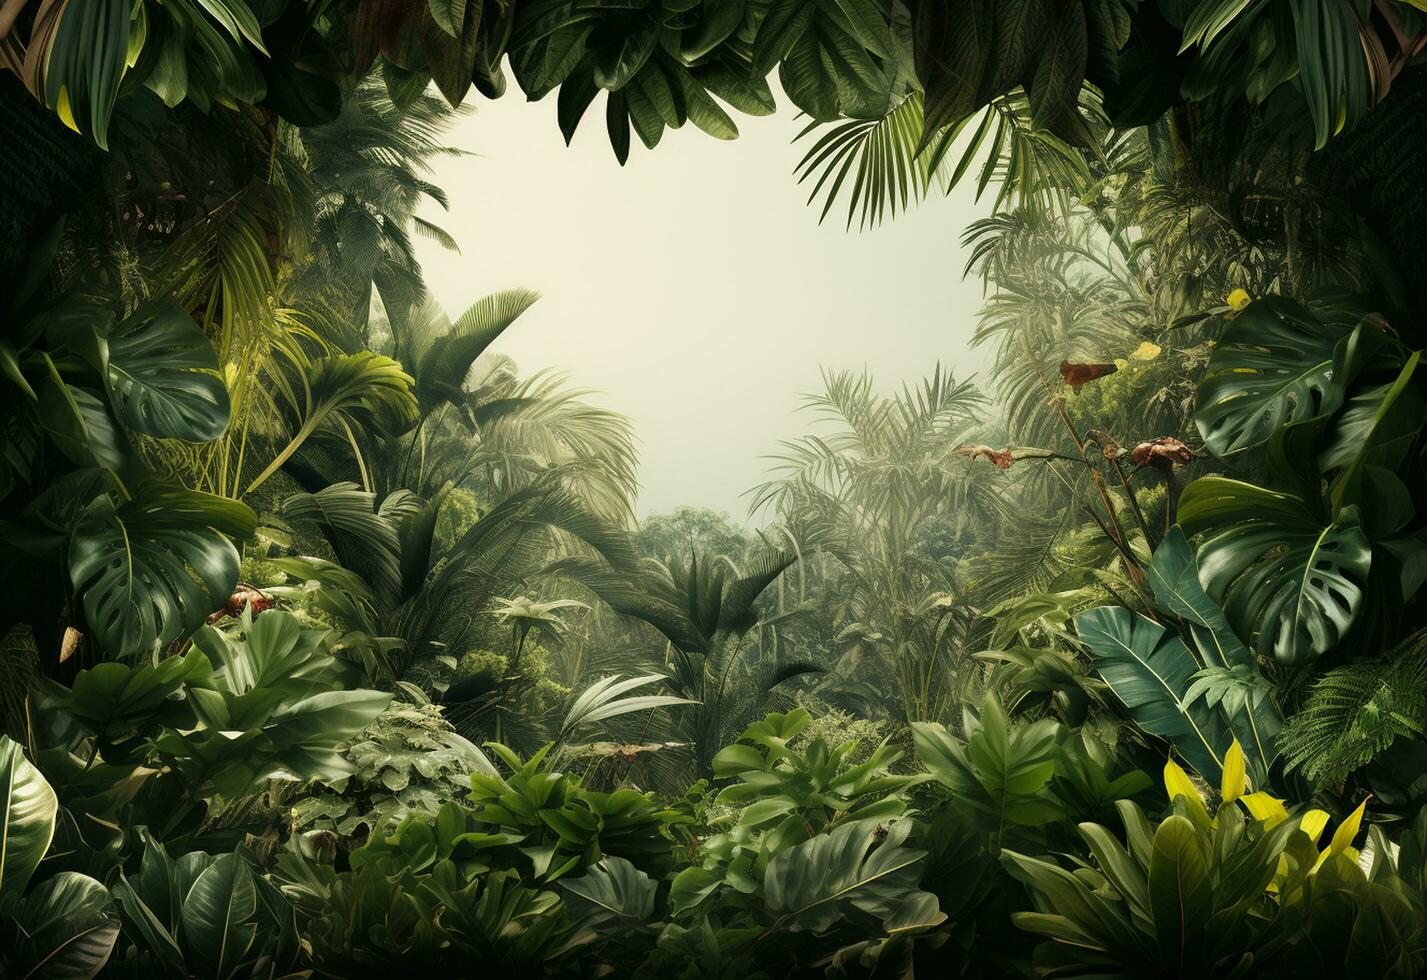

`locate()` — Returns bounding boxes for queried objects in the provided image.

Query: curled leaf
[957,444,1015,469]
[1129,437,1193,470]
[1060,360,1118,390]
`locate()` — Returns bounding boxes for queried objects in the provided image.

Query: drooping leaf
[0,735,58,897]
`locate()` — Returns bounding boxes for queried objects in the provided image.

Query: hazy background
[414,88,994,520]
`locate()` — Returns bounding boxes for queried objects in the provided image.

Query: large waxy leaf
[1193,298,1360,455]
[38,380,130,472]
[591,17,658,90]
[1147,816,1211,967]
[1178,478,1372,665]
[180,853,258,979]
[68,484,256,658]
[169,611,390,797]
[763,817,942,934]
[10,870,119,978]
[1147,529,1281,780]
[1075,606,1232,781]
[0,735,58,897]
[105,301,231,442]
[683,0,746,61]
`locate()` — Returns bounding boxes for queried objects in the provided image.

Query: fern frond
[1278,630,1427,786]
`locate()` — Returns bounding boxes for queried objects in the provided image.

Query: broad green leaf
[911,698,1064,828]
[1147,816,1211,967]
[428,0,468,37]
[69,485,255,658]
[1075,605,1231,781]
[1179,478,1372,665]
[682,0,746,61]
[105,301,230,442]
[0,735,58,896]
[763,818,940,933]
[560,855,656,927]
[180,853,258,979]
[1193,298,1358,455]
[11,871,119,978]
[1148,528,1280,780]
[68,648,213,743]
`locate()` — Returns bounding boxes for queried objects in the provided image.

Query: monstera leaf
[68,483,257,658]
[1178,478,1372,666]
[1074,605,1233,781]
[105,301,231,442]
[1194,298,1366,455]
[0,736,57,897]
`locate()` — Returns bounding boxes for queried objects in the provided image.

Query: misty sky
[414,88,994,521]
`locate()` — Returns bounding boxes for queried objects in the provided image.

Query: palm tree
[278,288,639,525]
[547,543,813,778]
[290,78,466,335]
[747,367,1000,724]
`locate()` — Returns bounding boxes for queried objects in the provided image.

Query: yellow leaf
[1329,799,1367,855]
[55,86,80,134]
[1240,792,1288,829]
[1227,288,1251,311]
[1299,809,1330,843]
[1113,358,1128,370]
[1129,341,1161,361]
[1220,739,1247,803]
[1164,759,1202,807]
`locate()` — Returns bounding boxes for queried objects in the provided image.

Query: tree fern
[1278,630,1427,786]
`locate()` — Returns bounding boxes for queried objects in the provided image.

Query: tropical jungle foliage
[3,0,1427,976]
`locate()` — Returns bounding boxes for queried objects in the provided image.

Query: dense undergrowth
[4,1,1427,977]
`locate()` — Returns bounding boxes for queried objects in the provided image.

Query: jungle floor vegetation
[4,1,1427,977]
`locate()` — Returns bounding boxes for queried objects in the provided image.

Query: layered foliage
[3,1,1427,977]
